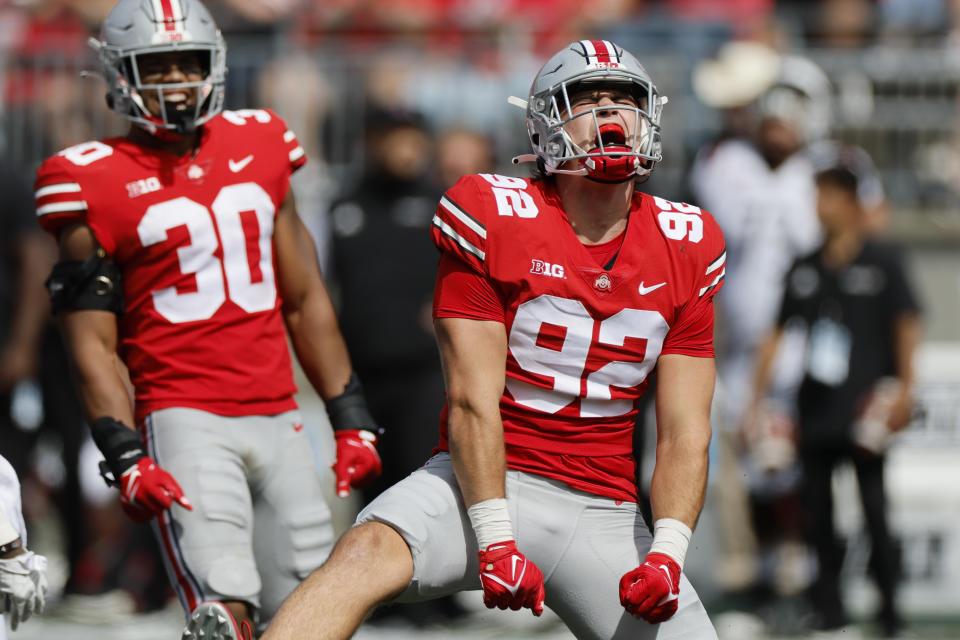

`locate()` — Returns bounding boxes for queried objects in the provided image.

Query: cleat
[181,601,252,640]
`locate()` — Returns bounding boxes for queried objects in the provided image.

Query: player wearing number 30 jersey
[34,1,381,637]
[263,39,720,640]
[36,109,306,421]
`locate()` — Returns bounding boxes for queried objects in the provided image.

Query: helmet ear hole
[105,93,114,110]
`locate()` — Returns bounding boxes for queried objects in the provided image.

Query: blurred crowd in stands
[1,0,958,636]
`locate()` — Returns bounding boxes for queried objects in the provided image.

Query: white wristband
[467,498,514,550]
[649,518,693,570]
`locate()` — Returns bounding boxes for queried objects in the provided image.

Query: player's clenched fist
[619,552,681,623]
[324,373,383,497]
[478,541,545,616]
[90,417,192,523]
[119,457,192,522]
[331,429,382,498]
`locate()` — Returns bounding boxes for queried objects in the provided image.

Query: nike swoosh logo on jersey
[228,155,254,172]
[293,423,304,432]
[638,281,667,295]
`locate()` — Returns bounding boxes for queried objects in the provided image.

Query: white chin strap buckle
[507,96,528,110]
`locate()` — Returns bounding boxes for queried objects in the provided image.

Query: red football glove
[478,541,545,616]
[619,552,681,623]
[118,457,192,523]
[331,429,382,498]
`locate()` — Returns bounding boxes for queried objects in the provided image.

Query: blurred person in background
[751,143,920,637]
[327,112,495,627]
[0,158,53,473]
[0,159,78,600]
[689,41,831,607]
[0,453,48,637]
[32,0,383,637]
[263,38,722,640]
[435,127,496,192]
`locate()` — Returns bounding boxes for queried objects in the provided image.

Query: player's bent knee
[333,521,414,591]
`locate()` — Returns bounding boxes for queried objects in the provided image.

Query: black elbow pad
[46,248,125,315]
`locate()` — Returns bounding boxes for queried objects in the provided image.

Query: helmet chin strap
[511,154,590,176]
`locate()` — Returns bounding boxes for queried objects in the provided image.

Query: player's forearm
[448,401,507,507]
[72,349,135,425]
[652,354,713,529]
[893,312,921,390]
[71,354,135,427]
[60,322,134,426]
[284,289,353,400]
[648,431,709,530]
[750,328,783,406]
[0,510,19,548]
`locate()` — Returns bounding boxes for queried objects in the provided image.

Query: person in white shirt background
[0,453,47,638]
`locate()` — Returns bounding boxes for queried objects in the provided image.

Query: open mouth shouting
[593,123,631,154]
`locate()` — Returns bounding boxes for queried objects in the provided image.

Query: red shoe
[181,601,253,640]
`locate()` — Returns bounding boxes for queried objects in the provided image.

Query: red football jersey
[431,173,726,502]
[35,109,307,423]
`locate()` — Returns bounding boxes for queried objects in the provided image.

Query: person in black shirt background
[750,143,922,637]
[328,109,498,626]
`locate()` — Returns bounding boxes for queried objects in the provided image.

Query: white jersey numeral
[221,109,272,125]
[654,196,703,243]
[582,308,667,417]
[480,173,539,218]
[59,141,114,166]
[136,183,277,323]
[506,295,667,417]
[212,183,277,313]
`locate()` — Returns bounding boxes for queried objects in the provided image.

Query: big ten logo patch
[530,259,565,279]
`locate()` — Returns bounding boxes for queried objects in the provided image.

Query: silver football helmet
[512,40,667,182]
[90,0,226,136]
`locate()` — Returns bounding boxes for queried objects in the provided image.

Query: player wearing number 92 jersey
[260,40,720,640]
[432,173,726,503]
[36,109,303,421]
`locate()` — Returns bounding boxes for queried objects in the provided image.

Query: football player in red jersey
[263,40,722,640]
[33,0,381,636]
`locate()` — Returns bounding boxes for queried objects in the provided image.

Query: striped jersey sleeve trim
[432,215,485,262]
[439,196,486,239]
[289,146,305,163]
[283,130,296,143]
[699,268,725,297]
[37,201,88,217]
[35,183,81,199]
[705,250,726,275]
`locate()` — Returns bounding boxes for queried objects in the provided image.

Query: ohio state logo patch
[594,273,612,292]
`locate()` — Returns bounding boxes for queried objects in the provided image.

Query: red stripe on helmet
[159,0,178,31]
[591,40,612,63]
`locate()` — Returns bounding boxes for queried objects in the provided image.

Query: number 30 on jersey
[137,182,276,323]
